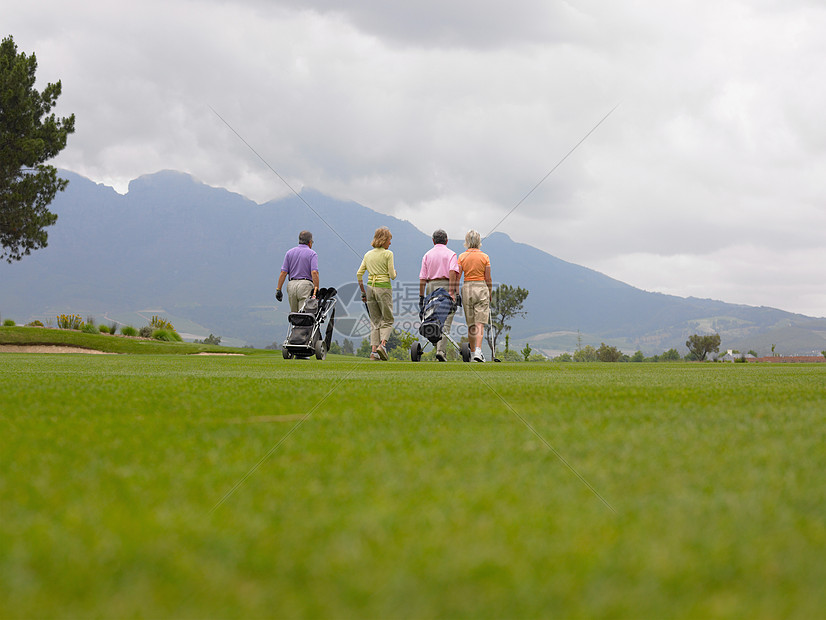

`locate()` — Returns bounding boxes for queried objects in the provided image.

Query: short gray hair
[432,229,448,245]
[298,230,313,245]
[464,229,481,249]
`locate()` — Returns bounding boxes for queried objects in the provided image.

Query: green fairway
[0,326,269,355]
[1,355,825,618]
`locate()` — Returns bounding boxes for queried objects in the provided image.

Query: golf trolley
[410,287,474,362]
[282,287,337,360]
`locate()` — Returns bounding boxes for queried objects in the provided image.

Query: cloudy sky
[8,0,826,316]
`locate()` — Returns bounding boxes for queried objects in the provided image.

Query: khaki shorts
[462,281,490,325]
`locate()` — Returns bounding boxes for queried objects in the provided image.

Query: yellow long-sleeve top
[356,247,397,288]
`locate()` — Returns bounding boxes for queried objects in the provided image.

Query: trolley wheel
[282,348,293,360]
[314,338,326,360]
[410,342,422,362]
[460,343,472,363]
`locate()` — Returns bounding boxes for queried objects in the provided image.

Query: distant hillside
[1,170,824,355]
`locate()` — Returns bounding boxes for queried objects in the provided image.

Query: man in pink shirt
[419,229,460,361]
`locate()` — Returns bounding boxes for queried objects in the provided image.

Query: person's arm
[276,270,288,301]
[448,253,460,297]
[356,257,368,301]
[485,264,492,298]
[388,250,397,280]
[448,270,459,298]
[418,254,428,296]
[310,252,319,296]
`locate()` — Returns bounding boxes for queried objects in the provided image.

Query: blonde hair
[372,226,392,248]
[464,229,481,249]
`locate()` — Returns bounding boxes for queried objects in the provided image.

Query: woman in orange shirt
[457,230,492,362]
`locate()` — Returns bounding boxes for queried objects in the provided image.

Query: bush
[98,324,110,334]
[150,315,176,331]
[26,320,44,327]
[121,325,138,337]
[57,314,83,330]
[152,329,182,342]
[573,345,597,362]
[81,323,99,334]
[138,326,153,339]
[3,318,16,327]
[661,348,681,361]
[109,323,119,335]
[596,343,623,362]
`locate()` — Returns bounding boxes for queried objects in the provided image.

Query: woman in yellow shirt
[357,226,397,360]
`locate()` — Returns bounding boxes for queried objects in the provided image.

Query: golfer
[357,226,397,361]
[275,230,319,312]
[419,229,460,362]
[457,229,492,362]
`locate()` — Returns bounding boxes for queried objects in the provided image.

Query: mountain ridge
[1,170,824,355]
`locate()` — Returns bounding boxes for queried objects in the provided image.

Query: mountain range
[2,170,825,356]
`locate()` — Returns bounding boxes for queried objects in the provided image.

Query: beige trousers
[366,286,394,347]
[287,279,314,312]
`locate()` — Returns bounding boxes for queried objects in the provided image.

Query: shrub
[57,314,83,330]
[501,350,523,362]
[138,326,153,339]
[596,343,623,362]
[26,320,44,327]
[152,328,182,342]
[661,348,681,361]
[121,325,138,337]
[109,322,119,335]
[3,318,16,327]
[150,315,175,331]
[98,324,110,334]
[81,323,99,334]
[86,316,96,327]
[202,334,222,345]
[573,345,597,362]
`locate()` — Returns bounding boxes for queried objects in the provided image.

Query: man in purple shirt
[276,230,319,312]
[419,229,460,361]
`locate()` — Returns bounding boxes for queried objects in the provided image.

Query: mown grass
[0,326,272,355]
[1,356,825,618]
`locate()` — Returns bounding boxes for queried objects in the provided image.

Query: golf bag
[282,287,337,360]
[419,287,456,346]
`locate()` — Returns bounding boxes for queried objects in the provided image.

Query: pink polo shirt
[419,243,460,280]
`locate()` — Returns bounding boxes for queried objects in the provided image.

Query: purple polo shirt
[281,244,318,280]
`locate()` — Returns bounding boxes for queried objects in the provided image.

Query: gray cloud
[6,0,826,316]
